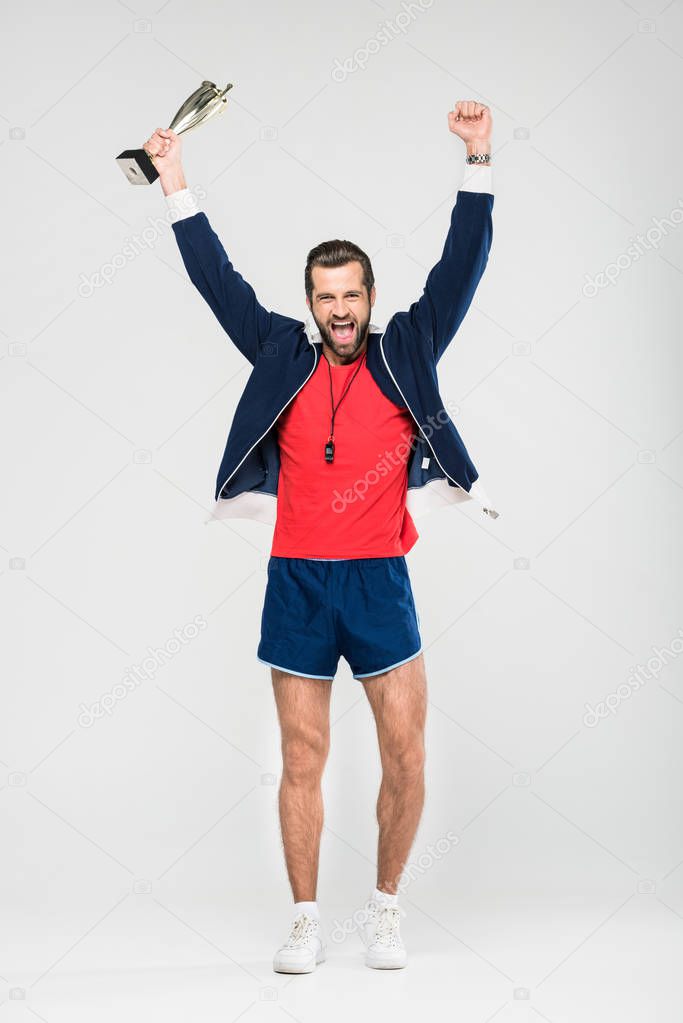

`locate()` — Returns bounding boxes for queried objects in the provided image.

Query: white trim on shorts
[257,655,335,680]
[352,645,423,680]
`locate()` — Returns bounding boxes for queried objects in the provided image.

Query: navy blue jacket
[170,186,497,526]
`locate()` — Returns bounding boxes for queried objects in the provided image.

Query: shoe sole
[365,953,407,970]
[273,949,326,974]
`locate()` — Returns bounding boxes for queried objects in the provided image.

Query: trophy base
[115,149,159,185]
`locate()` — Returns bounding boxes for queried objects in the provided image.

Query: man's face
[307,260,375,364]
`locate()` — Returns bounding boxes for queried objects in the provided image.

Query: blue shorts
[257,555,422,681]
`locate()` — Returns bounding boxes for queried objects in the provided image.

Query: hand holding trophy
[141,127,183,184]
[116,80,233,185]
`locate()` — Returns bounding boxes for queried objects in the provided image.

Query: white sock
[293,900,319,920]
[373,887,398,906]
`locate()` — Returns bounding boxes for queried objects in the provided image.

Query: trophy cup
[116,80,233,185]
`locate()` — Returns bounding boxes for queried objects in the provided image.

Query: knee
[282,732,329,785]
[384,740,425,781]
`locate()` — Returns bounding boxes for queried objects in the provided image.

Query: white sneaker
[359,900,408,969]
[273,912,326,974]
[356,895,382,948]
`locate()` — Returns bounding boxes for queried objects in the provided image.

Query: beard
[312,309,371,364]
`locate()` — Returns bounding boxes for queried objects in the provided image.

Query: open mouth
[330,320,356,343]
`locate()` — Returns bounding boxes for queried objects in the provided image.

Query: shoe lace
[358,898,379,928]
[285,912,317,948]
[373,904,405,949]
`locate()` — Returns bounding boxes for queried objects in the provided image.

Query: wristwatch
[465,152,491,164]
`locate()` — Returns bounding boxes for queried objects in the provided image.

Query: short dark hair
[305,239,375,303]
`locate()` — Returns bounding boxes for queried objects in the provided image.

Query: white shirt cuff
[459,162,493,195]
[164,187,201,221]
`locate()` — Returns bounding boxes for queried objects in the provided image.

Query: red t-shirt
[270,351,419,559]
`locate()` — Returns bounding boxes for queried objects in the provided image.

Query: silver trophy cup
[116,80,233,185]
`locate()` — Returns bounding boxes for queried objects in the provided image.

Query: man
[143,100,495,972]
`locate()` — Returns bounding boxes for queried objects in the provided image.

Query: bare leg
[361,652,427,895]
[271,669,332,902]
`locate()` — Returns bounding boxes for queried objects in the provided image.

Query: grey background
[1,0,682,1018]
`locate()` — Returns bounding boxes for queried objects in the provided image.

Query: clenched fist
[142,127,186,193]
[448,101,491,146]
[142,127,182,173]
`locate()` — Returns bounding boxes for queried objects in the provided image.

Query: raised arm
[143,127,274,366]
[397,102,494,363]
